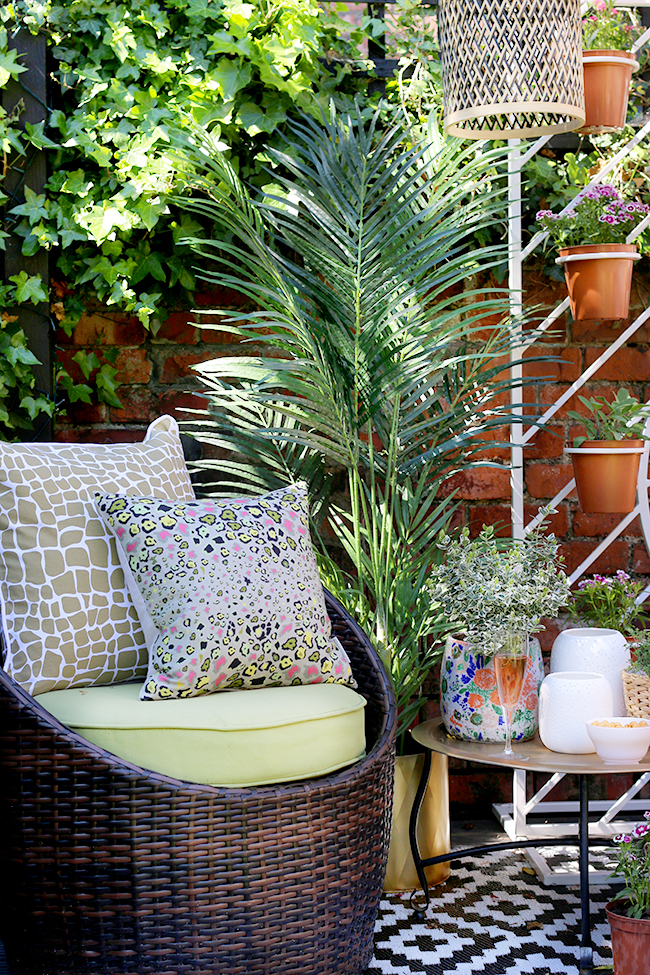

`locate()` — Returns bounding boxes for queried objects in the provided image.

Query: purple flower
[633,823,650,837]
[613,833,633,843]
[616,570,630,581]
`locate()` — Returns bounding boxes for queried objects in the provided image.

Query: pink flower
[633,823,650,837]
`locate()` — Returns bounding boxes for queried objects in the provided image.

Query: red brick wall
[54,271,650,606]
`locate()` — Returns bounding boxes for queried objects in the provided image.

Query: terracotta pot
[582,51,639,133]
[557,244,639,321]
[606,902,650,974]
[568,440,644,513]
[383,751,450,892]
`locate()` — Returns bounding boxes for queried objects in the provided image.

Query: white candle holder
[539,671,613,754]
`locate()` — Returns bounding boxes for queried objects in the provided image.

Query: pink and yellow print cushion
[94,483,356,700]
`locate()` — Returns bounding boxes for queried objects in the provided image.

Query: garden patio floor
[0,820,618,975]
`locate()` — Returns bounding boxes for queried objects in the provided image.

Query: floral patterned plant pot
[440,635,543,743]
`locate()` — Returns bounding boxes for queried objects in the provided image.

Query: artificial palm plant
[179,106,535,752]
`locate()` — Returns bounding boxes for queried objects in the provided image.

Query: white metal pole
[508,140,524,540]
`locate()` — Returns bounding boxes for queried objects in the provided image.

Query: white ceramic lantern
[550,628,631,716]
[539,671,613,754]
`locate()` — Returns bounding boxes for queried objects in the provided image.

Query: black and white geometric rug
[366,845,615,974]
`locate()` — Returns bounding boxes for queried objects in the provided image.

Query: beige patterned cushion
[0,416,195,695]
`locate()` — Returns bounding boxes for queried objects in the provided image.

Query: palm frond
[178,105,544,748]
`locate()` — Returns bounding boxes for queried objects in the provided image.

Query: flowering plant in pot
[427,519,570,743]
[606,813,650,975]
[565,389,650,513]
[568,571,647,636]
[537,186,648,320]
[582,0,642,133]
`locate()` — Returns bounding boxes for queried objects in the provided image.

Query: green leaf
[8,272,48,305]
[131,251,166,285]
[10,187,48,224]
[212,58,252,101]
[72,350,102,379]
[236,101,268,135]
[0,49,27,87]
[76,202,138,243]
[57,371,94,404]
[20,395,55,419]
[134,198,167,231]
[25,122,59,149]
[96,363,122,408]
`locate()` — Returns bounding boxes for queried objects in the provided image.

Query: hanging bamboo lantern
[439,0,585,139]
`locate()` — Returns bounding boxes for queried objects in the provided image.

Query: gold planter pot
[383,751,450,892]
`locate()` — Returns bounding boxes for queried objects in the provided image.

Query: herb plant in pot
[606,814,650,975]
[537,187,649,321]
[566,389,650,513]
[582,0,642,134]
[428,521,570,743]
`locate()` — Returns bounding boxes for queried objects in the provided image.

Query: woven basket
[622,668,650,719]
[438,0,585,138]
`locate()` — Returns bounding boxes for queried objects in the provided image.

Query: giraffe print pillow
[0,416,195,695]
[94,483,356,700]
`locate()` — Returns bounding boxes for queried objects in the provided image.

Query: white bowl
[586,717,650,765]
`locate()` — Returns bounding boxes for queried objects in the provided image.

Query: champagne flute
[493,630,529,759]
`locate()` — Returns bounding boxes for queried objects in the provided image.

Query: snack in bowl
[586,716,650,765]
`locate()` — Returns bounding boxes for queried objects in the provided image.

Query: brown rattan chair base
[0,591,396,975]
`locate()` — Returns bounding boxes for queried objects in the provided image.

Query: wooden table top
[412,718,650,775]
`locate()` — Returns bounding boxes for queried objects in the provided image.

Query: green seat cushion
[36,681,367,787]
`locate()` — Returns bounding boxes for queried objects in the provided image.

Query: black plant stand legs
[409,755,596,973]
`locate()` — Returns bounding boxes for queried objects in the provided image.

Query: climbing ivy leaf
[8,272,48,305]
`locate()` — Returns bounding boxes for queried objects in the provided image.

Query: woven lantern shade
[439,0,585,139]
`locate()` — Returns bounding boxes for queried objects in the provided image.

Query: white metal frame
[500,1,650,883]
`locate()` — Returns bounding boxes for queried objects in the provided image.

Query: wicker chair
[0,590,396,975]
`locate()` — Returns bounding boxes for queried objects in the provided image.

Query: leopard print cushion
[94,483,356,700]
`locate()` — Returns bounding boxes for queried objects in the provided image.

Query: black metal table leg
[407,763,602,972]
[579,773,594,974]
[408,749,432,918]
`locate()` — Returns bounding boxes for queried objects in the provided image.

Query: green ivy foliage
[3,0,371,335]
[0,276,55,439]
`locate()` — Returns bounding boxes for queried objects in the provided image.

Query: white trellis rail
[502,0,650,882]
